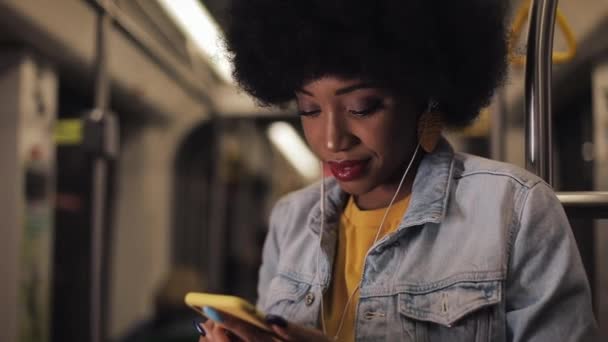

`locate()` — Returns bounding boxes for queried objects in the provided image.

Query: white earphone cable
[318,165,327,334]
[315,144,421,340]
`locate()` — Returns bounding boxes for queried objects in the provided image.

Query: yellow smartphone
[184,292,271,332]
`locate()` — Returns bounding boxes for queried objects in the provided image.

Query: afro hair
[225,0,510,127]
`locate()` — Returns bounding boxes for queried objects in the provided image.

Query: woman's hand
[194,307,331,341]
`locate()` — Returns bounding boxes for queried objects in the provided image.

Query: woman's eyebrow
[335,83,374,95]
[295,88,314,96]
[296,83,375,97]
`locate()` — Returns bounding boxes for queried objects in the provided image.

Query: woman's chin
[333,178,374,197]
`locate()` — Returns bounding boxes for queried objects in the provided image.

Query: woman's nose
[325,111,355,152]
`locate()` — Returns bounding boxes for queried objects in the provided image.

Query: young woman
[196,0,597,341]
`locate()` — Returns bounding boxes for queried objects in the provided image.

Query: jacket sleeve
[256,200,285,310]
[506,182,597,341]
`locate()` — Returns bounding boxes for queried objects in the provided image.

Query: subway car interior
[0,0,607,341]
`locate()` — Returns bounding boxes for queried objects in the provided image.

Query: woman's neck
[355,155,422,210]
[353,146,425,210]
[354,178,414,210]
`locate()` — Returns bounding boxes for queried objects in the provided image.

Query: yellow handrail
[509,0,577,66]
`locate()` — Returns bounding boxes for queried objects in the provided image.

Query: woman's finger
[193,319,208,341]
[211,324,234,342]
[202,319,213,330]
[203,306,272,341]
[198,319,232,342]
[199,320,232,342]
[265,315,330,342]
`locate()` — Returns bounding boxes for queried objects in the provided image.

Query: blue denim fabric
[257,139,597,341]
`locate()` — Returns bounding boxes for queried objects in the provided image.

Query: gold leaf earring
[417,111,444,153]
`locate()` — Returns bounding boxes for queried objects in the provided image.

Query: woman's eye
[297,109,321,117]
[349,99,384,116]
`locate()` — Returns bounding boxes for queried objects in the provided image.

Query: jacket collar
[307,138,455,235]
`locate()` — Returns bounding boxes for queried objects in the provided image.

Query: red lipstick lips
[328,159,369,181]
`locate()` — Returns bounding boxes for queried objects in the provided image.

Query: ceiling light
[156,0,233,83]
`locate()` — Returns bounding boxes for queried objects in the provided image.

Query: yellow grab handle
[509,0,577,66]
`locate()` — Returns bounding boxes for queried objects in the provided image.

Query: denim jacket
[257,140,597,341]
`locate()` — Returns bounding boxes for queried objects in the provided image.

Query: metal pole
[557,192,608,218]
[524,0,558,185]
[523,1,608,221]
[91,8,111,342]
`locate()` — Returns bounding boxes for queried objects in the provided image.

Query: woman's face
[296,76,420,207]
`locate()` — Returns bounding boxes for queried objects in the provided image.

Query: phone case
[184,292,271,332]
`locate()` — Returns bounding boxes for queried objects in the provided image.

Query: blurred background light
[267,122,320,181]
[156,0,233,83]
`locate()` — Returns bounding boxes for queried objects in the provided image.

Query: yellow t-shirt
[324,195,410,341]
